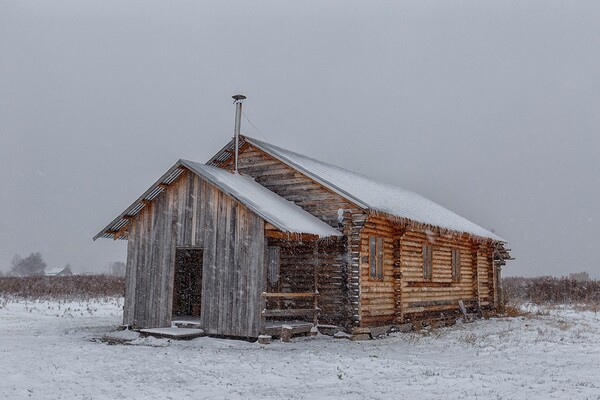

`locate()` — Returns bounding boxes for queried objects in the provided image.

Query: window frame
[451,248,461,282]
[267,246,281,286]
[369,236,384,279]
[422,244,433,281]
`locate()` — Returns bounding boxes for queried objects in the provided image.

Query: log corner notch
[493,243,513,313]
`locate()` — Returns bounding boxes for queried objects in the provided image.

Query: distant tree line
[504,276,600,305]
[0,275,125,299]
[10,252,47,277]
[6,252,125,277]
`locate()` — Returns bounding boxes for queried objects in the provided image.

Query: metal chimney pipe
[232,94,246,173]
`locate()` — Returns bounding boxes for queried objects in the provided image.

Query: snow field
[1,297,599,400]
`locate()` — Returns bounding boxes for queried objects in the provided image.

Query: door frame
[172,246,204,318]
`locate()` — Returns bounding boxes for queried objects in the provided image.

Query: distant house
[569,272,590,282]
[95,130,511,338]
[45,266,73,277]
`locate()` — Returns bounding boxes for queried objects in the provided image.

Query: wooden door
[172,248,203,318]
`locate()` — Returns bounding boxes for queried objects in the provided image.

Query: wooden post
[261,236,268,334]
[281,325,293,342]
[393,227,405,324]
[495,264,504,313]
[471,243,480,314]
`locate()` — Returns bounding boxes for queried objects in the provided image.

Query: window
[267,246,280,286]
[423,244,433,280]
[452,248,461,281]
[369,236,384,279]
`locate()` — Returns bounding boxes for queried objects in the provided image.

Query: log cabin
[94,100,511,339]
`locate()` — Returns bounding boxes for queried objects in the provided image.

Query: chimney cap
[232,94,246,101]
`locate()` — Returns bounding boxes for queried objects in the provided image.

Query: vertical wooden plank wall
[200,188,265,337]
[124,171,189,327]
[124,170,266,334]
[123,218,138,324]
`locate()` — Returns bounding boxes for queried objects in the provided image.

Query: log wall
[399,228,475,321]
[230,144,363,228]
[476,246,494,308]
[358,216,398,326]
[399,228,494,322]
[354,216,498,327]
[267,237,351,327]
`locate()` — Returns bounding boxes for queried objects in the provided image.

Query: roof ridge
[244,136,375,178]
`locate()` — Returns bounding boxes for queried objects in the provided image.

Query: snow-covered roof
[244,137,504,242]
[45,267,65,275]
[45,266,72,276]
[94,159,342,240]
[180,160,341,238]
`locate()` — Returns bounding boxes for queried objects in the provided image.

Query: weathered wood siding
[124,170,265,335]
[200,188,265,337]
[123,224,138,324]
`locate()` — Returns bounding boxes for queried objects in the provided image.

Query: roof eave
[93,160,187,241]
[180,160,343,239]
[95,158,342,241]
[367,209,505,243]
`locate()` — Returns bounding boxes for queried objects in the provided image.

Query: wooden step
[140,327,204,340]
[172,320,202,329]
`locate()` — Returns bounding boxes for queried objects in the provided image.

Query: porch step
[140,327,204,340]
[172,320,202,329]
[263,321,314,338]
[316,324,343,336]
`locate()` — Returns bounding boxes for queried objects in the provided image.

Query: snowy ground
[1,297,599,400]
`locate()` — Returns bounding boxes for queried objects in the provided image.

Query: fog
[1,1,599,277]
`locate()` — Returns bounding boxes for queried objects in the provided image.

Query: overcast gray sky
[1,1,599,278]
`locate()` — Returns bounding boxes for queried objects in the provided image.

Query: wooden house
[45,266,73,277]
[95,108,511,338]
